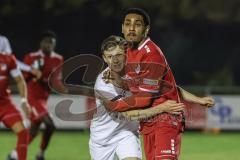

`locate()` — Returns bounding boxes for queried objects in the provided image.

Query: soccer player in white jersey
[89,35,185,160]
[0,34,41,78]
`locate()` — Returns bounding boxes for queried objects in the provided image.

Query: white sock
[10,149,18,159]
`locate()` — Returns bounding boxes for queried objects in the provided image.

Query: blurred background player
[0,33,42,80]
[23,30,67,160]
[0,51,31,160]
[90,35,185,160]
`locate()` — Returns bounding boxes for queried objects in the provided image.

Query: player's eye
[135,23,142,27]
[124,22,130,26]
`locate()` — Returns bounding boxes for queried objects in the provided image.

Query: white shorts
[89,135,142,160]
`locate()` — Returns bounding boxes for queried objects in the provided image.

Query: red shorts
[0,103,23,128]
[29,98,48,124]
[142,119,184,160]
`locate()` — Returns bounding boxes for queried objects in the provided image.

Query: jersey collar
[138,37,150,50]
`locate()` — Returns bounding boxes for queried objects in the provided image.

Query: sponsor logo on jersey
[144,45,150,53]
[161,150,171,154]
[143,78,158,86]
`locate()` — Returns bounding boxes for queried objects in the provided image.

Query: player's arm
[49,58,68,94]
[177,86,215,107]
[120,100,185,120]
[97,90,154,112]
[10,56,31,117]
[17,60,42,79]
[13,74,31,116]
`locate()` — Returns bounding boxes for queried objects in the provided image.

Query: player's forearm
[178,86,202,103]
[15,75,28,98]
[103,92,153,112]
[17,60,31,72]
[52,80,68,93]
[120,107,160,120]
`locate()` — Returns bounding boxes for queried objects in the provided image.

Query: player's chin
[111,66,123,73]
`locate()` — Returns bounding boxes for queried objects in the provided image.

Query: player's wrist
[21,97,27,103]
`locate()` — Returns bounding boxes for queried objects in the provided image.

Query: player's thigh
[30,99,49,123]
[154,122,182,160]
[89,139,118,160]
[142,131,155,160]
[116,135,142,160]
[1,105,25,133]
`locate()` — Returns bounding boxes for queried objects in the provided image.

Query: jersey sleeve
[140,47,174,95]
[9,55,22,78]
[22,54,33,80]
[103,91,153,112]
[49,57,67,93]
[94,72,153,112]
[126,47,171,95]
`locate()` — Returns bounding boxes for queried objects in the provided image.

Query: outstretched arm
[96,89,154,112]
[12,72,31,117]
[177,86,215,107]
[120,100,184,120]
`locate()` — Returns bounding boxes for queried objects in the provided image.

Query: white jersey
[0,35,31,72]
[0,35,12,54]
[90,68,139,145]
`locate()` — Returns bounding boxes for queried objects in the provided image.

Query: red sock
[17,129,29,160]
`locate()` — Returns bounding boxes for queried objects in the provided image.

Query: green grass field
[0,131,239,160]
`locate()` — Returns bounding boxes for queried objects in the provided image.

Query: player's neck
[42,50,54,56]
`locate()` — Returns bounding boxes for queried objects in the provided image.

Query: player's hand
[155,100,185,115]
[102,69,112,83]
[198,96,215,108]
[31,68,42,80]
[21,101,32,118]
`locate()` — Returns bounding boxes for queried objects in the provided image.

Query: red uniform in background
[23,50,63,123]
[0,54,23,127]
[0,53,28,160]
[126,38,184,160]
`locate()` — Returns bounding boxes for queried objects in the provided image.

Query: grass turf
[0,131,238,160]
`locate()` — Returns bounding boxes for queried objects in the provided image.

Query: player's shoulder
[94,68,107,88]
[139,39,165,63]
[139,38,163,56]
[0,35,7,40]
[94,68,110,90]
[27,50,43,57]
[0,53,15,60]
[51,52,63,60]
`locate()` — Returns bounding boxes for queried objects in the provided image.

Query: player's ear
[102,54,107,63]
[144,26,150,37]
[121,24,124,34]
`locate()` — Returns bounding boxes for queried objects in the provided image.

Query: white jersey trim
[139,86,159,93]
[10,68,22,78]
[17,60,31,72]
[138,37,151,50]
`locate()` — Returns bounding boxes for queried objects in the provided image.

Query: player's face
[40,37,56,54]
[122,13,148,44]
[103,46,126,73]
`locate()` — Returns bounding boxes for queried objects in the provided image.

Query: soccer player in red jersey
[0,34,42,79]
[101,8,215,160]
[0,53,31,160]
[23,31,67,160]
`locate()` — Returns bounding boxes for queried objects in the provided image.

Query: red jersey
[126,38,181,133]
[0,53,20,105]
[23,50,63,100]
